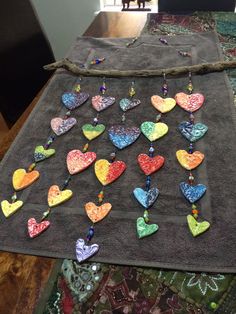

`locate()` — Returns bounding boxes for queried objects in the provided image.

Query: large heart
[138,154,165,175]
[51,117,77,136]
[133,187,159,209]
[119,98,141,112]
[85,202,112,223]
[48,185,73,207]
[151,95,176,113]
[76,238,99,263]
[34,145,56,162]
[82,124,105,141]
[28,218,50,238]
[108,125,141,149]
[61,92,89,110]
[178,121,208,142]
[12,169,40,191]
[92,95,115,112]
[141,122,168,142]
[67,150,96,175]
[95,159,126,186]
[176,150,204,170]
[187,215,210,237]
[136,217,158,239]
[1,200,23,218]
[175,92,204,112]
[180,182,206,203]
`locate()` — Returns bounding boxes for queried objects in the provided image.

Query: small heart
[119,98,141,112]
[136,217,158,239]
[62,92,89,110]
[180,182,206,203]
[76,238,99,262]
[95,159,126,186]
[28,218,50,238]
[1,200,23,218]
[187,215,210,237]
[108,125,141,149]
[85,202,112,223]
[67,150,96,175]
[178,121,208,142]
[51,117,77,136]
[12,169,40,191]
[82,124,105,141]
[151,95,176,113]
[138,154,165,175]
[141,122,168,142]
[175,92,204,112]
[133,187,159,208]
[176,150,204,170]
[48,185,73,207]
[92,95,115,112]
[34,145,56,162]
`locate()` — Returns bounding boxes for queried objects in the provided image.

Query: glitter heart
[187,215,210,237]
[34,145,56,162]
[133,187,159,209]
[92,95,115,112]
[141,122,168,142]
[180,182,206,203]
[67,150,96,175]
[138,154,165,175]
[12,169,40,191]
[76,238,99,263]
[176,150,204,170]
[151,95,176,113]
[178,121,208,142]
[119,98,141,112]
[48,185,73,207]
[136,217,158,239]
[82,124,105,141]
[28,218,50,238]
[85,202,112,223]
[1,200,23,218]
[62,92,89,110]
[51,117,77,136]
[95,159,126,186]
[108,125,141,149]
[175,92,204,112]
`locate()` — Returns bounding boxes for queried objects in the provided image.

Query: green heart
[82,123,106,141]
[136,217,158,239]
[141,121,168,142]
[34,145,56,162]
[187,215,210,237]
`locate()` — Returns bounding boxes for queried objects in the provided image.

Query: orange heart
[176,150,204,170]
[12,169,40,191]
[151,95,176,113]
[85,202,112,223]
[48,185,73,207]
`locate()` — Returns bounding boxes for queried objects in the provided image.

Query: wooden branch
[44,58,236,78]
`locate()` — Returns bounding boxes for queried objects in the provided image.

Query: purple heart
[51,117,77,136]
[62,92,89,110]
[76,238,99,263]
[108,125,141,149]
[92,95,115,112]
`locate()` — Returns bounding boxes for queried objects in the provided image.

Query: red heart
[138,154,165,175]
[95,160,126,186]
[175,92,204,112]
[67,150,96,175]
[28,218,50,238]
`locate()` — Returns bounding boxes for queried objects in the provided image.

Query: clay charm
[138,154,165,175]
[119,98,141,112]
[108,125,141,149]
[85,202,112,223]
[151,95,176,113]
[133,187,159,209]
[34,145,55,162]
[76,238,99,262]
[95,159,126,186]
[175,92,204,112]
[1,200,23,218]
[28,218,50,238]
[176,150,204,170]
[136,217,159,239]
[51,117,77,136]
[82,124,105,141]
[48,185,73,207]
[92,95,115,112]
[180,182,206,203]
[187,215,210,237]
[178,121,208,142]
[141,122,168,142]
[12,169,40,191]
[67,150,96,175]
[62,92,89,110]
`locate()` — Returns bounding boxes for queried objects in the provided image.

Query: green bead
[210,302,218,310]
[192,204,197,209]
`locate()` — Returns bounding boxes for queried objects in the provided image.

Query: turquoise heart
[178,122,208,142]
[187,215,210,237]
[108,125,141,149]
[180,182,206,203]
[136,217,158,239]
[34,146,56,162]
[133,187,159,208]
[119,98,141,112]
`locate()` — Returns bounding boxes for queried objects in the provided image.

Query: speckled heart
[85,202,112,223]
[92,95,115,112]
[136,217,158,239]
[141,122,168,142]
[34,145,55,162]
[48,185,73,207]
[108,125,141,149]
[67,150,96,175]
[76,238,99,263]
[138,154,165,175]
[95,159,126,186]
[151,95,176,113]
[178,121,208,142]
[82,124,105,141]
[62,92,89,110]
[187,215,210,237]
[28,218,50,238]
[1,200,23,218]
[12,169,40,191]
[175,92,204,112]
[51,117,77,136]
[133,187,159,209]
[180,182,206,203]
[176,150,204,170]
[119,98,141,112]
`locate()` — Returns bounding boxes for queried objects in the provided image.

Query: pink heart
[67,150,96,175]
[51,117,77,136]
[28,218,50,238]
[175,92,204,112]
[91,95,115,112]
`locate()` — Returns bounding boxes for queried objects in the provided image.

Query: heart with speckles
[141,122,168,142]
[138,154,165,175]
[178,121,208,142]
[92,95,115,112]
[108,125,141,149]
[82,124,105,141]
[28,218,50,238]
[151,95,176,113]
[176,150,204,170]
[180,182,206,204]
[187,215,210,237]
[136,217,158,239]
[95,159,126,186]
[1,200,23,218]
[119,98,141,112]
[85,202,112,223]
[48,185,73,207]
[62,92,89,110]
[67,150,96,175]
[133,187,159,209]
[34,145,56,162]
[51,117,77,136]
[175,92,204,112]
[76,238,99,263]
[12,169,40,191]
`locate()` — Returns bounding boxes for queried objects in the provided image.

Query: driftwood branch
[44,58,236,78]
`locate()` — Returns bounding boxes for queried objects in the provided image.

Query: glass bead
[209,302,218,310]
[193,213,198,219]
[11,193,17,202]
[143,210,149,222]
[121,113,126,122]
[156,114,162,122]
[192,204,197,209]
[74,84,81,93]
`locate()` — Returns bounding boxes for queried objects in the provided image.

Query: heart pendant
[12,169,40,191]
[1,200,23,218]
[62,92,89,110]
[176,150,204,170]
[108,125,141,149]
[82,124,105,141]
[51,117,77,136]
[187,215,210,237]
[48,185,73,207]
[67,150,96,175]
[92,95,115,112]
[138,154,165,175]
[133,187,159,208]
[178,121,208,142]
[180,182,206,203]
[28,218,50,238]
[141,122,168,142]
[119,98,141,112]
[136,217,158,239]
[34,145,56,162]
[175,92,204,112]
[85,202,112,223]
[151,95,176,113]
[95,159,126,186]
[76,238,99,262]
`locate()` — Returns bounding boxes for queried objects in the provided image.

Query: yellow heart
[141,122,168,142]
[151,95,176,113]
[48,185,73,207]
[176,150,204,170]
[1,200,23,218]
[12,169,40,191]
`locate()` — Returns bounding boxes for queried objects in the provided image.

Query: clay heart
[82,124,105,141]
[51,117,77,136]
[151,95,176,113]
[67,150,96,175]
[138,154,165,175]
[95,159,126,186]
[1,200,23,218]
[92,95,115,112]
[119,98,141,112]
[141,122,168,142]
[136,217,158,239]
[48,185,73,207]
[34,145,56,162]
[85,202,112,223]
[180,182,206,203]
[133,187,159,209]
[28,218,50,238]
[176,150,204,170]
[178,121,208,142]
[175,92,204,112]
[187,215,210,237]
[108,125,141,149]
[61,92,89,110]
[12,169,40,191]
[76,238,99,262]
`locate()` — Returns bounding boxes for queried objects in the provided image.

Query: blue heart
[108,125,141,149]
[178,121,208,142]
[61,92,89,110]
[133,187,159,208]
[119,98,141,112]
[180,182,206,203]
